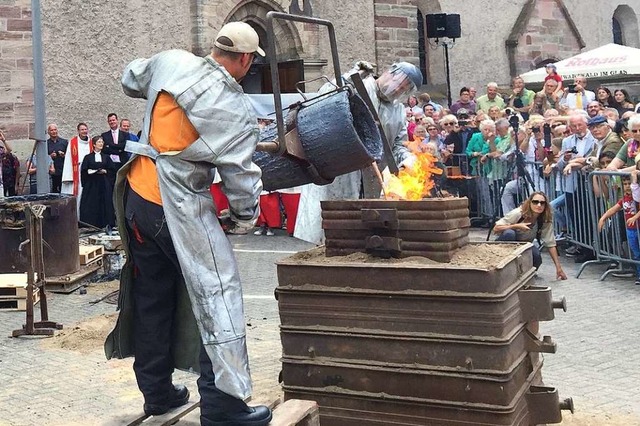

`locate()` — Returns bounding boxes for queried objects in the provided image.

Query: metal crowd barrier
[447,152,640,281]
[578,170,640,280]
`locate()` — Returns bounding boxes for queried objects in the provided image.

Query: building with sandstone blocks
[0,0,638,159]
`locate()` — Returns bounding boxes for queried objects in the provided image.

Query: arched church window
[613,16,624,45]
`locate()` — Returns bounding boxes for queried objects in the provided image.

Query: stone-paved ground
[0,229,639,425]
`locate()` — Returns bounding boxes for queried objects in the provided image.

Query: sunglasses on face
[531,199,546,206]
[532,127,541,132]
[428,127,437,131]
[632,129,640,134]
[443,122,454,126]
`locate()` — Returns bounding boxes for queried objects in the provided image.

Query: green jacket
[466,132,491,175]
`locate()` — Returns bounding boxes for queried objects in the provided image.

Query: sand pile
[44,313,118,354]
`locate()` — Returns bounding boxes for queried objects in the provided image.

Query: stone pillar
[373,0,420,70]
[0,2,35,144]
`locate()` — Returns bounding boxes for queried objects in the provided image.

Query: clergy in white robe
[61,123,92,215]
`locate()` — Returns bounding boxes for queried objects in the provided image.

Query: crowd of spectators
[402,70,640,283]
[0,114,138,229]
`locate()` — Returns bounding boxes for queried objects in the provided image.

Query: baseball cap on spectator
[587,115,607,127]
[457,108,470,118]
[214,22,265,56]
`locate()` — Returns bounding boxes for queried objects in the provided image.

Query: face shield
[376,62,422,103]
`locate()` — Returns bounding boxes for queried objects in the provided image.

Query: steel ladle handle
[265,11,342,156]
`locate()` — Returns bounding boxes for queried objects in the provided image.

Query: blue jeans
[496,229,542,269]
[626,228,640,278]
[550,193,567,231]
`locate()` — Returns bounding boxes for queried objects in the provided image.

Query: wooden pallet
[79,245,104,265]
[0,286,40,311]
[0,273,36,299]
[46,262,101,294]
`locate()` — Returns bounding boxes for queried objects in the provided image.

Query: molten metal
[384,144,443,200]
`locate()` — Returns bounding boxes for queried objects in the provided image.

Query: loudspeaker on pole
[445,14,461,39]
[425,13,447,39]
[425,13,461,39]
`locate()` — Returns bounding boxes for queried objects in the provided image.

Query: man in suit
[47,123,68,193]
[101,113,129,185]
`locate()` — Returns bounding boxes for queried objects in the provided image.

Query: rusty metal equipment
[322,198,470,261]
[277,198,572,425]
[0,194,79,276]
[12,204,63,337]
[251,12,403,192]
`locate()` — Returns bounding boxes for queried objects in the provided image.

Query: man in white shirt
[559,75,596,111]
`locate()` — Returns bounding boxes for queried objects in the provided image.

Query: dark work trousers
[125,187,247,413]
[50,174,62,193]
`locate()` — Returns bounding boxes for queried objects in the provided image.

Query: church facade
[1,0,639,149]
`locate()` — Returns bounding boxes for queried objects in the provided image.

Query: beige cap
[214,21,265,57]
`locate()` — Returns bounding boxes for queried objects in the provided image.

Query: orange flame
[384,138,443,200]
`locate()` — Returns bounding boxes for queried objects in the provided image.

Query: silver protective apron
[294,70,411,244]
[104,50,262,401]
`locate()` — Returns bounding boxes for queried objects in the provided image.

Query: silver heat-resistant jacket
[104,49,262,400]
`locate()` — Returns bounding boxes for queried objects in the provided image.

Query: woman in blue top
[466,119,496,175]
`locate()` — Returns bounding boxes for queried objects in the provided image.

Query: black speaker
[446,14,461,39]
[425,13,447,39]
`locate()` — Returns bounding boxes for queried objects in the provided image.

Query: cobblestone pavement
[0,228,639,425]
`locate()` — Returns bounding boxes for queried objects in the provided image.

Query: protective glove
[355,61,376,73]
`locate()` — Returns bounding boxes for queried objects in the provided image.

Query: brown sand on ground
[290,243,520,268]
[43,312,118,354]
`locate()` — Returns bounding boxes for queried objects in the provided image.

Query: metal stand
[434,38,455,108]
[443,42,452,108]
[12,204,63,337]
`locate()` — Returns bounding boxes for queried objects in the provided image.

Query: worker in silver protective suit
[294,61,423,244]
[104,22,272,426]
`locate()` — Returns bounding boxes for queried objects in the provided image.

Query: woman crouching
[493,191,568,280]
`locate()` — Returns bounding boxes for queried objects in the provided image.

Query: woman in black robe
[79,136,115,228]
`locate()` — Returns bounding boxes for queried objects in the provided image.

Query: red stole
[70,136,93,196]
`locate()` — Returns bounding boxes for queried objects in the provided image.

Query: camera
[458,120,469,126]
[504,108,514,116]
[567,83,577,93]
[567,146,578,154]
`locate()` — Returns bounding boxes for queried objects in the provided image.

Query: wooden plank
[79,244,104,265]
[46,262,101,294]
[0,273,32,298]
[270,399,320,426]
[131,398,282,426]
[0,273,30,287]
